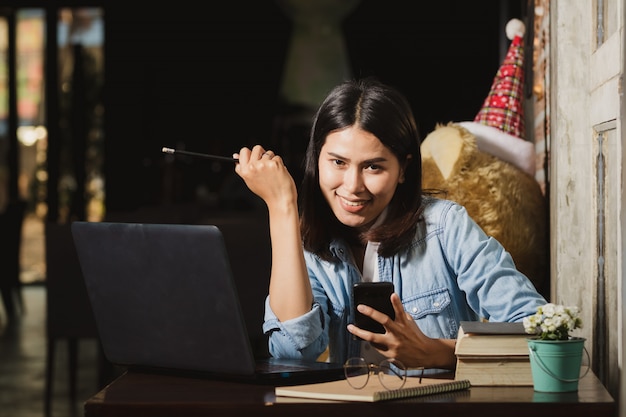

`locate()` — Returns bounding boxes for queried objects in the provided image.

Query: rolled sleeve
[262,297,327,359]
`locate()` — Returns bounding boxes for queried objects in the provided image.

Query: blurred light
[17,125,47,146]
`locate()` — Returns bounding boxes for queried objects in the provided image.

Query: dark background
[103,1,525,214]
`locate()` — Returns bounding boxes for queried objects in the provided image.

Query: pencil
[162,147,238,163]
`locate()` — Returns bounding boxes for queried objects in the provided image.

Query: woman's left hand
[347,293,457,369]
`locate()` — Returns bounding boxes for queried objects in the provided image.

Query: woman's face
[318,126,405,231]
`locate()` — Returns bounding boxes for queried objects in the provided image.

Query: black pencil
[162,147,238,163]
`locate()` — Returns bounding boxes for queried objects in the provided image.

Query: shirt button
[411,307,418,313]
[433,302,440,307]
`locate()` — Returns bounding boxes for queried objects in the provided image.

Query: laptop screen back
[71,221,258,376]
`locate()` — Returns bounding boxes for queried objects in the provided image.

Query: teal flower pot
[527,337,588,392]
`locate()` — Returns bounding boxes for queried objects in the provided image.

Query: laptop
[71,221,344,385]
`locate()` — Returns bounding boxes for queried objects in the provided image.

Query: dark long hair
[299,77,424,260]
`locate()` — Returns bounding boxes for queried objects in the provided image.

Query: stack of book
[454,321,532,386]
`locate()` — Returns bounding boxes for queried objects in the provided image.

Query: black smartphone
[352,282,395,334]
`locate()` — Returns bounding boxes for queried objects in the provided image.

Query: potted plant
[523,303,588,392]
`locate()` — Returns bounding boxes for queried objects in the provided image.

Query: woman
[234,77,546,372]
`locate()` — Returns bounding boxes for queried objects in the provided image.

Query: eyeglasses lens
[344,357,369,389]
[377,358,407,390]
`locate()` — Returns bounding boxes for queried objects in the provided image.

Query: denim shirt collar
[328,207,389,265]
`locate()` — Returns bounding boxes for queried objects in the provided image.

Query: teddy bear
[421,122,549,297]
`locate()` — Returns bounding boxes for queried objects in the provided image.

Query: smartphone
[352,282,395,334]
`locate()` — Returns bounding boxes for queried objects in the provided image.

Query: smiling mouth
[339,196,368,207]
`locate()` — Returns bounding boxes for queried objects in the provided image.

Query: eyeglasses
[343,357,422,390]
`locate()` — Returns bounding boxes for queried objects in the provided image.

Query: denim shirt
[262,197,547,365]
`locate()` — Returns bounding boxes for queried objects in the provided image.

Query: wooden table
[84,369,616,417]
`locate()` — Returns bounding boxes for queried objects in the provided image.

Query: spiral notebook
[275,376,471,402]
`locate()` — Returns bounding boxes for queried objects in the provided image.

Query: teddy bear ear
[420,125,465,181]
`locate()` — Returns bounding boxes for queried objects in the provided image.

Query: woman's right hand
[235,145,312,320]
[234,145,297,209]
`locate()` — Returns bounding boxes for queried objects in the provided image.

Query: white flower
[523,303,582,340]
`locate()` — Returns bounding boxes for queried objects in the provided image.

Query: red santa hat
[474,18,526,139]
[455,18,535,176]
